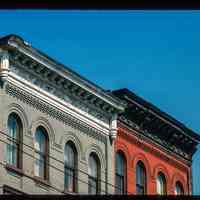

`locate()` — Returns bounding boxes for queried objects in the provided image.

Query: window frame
[34,126,49,181]
[88,152,100,194]
[156,172,167,195]
[64,141,77,193]
[7,113,23,170]
[175,181,184,195]
[115,151,127,194]
[136,161,147,195]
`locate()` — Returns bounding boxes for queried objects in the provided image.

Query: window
[34,126,49,180]
[136,161,147,195]
[115,151,126,194]
[64,142,77,193]
[156,172,167,195]
[7,113,22,168]
[175,181,184,195]
[88,153,100,194]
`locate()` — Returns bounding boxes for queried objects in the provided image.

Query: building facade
[0,35,125,194]
[0,34,199,195]
[112,89,200,195]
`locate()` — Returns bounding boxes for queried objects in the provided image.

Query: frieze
[119,115,191,161]
[5,83,107,144]
[118,122,190,172]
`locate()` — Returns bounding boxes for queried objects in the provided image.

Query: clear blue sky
[1,10,200,194]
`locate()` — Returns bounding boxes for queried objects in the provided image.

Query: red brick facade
[114,122,191,195]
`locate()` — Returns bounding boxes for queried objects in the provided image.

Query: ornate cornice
[0,34,126,112]
[119,115,191,161]
[118,121,190,172]
[9,51,112,125]
[5,83,107,144]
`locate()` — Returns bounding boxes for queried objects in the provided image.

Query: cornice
[119,115,192,161]
[0,34,126,112]
[118,121,191,172]
[9,54,111,125]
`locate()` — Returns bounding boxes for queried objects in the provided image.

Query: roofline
[113,88,200,143]
[0,34,126,112]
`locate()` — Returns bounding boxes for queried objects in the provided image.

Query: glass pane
[115,174,124,194]
[7,143,17,166]
[35,128,46,153]
[65,167,74,192]
[136,185,144,195]
[175,182,184,195]
[88,155,98,178]
[88,177,97,194]
[34,152,45,178]
[157,173,166,195]
[116,153,125,176]
[136,162,146,194]
[64,144,75,168]
[8,115,17,139]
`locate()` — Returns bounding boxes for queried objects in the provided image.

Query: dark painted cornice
[112,88,200,157]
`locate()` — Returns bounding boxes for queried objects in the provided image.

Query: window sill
[5,164,24,176]
[63,190,77,195]
[33,176,50,187]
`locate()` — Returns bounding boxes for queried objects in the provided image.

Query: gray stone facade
[0,35,125,194]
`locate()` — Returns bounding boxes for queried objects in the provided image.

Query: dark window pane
[88,153,99,194]
[64,142,77,192]
[115,174,124,194]
[136,161,146,195]
[157,172,167,195]
[88,177,97,194]
[175,182,184,195]
[34,127,48,179]
[115,152,126,194]
[7,113,22,168]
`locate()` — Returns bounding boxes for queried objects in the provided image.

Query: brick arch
[115,141,131,167]
[153,163,171,194]
[172,172,187,194]
[132,153,152,194]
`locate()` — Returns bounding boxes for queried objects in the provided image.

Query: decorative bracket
[0,49,9,87]
[110,113,118,142]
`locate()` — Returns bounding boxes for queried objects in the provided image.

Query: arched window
[156,172,167,195]
[34,126,49,180]
[64,142,77,193]
[175,181,184,195]
[136,161,147,195]
[88,153,100,194]
[7,113,23,168]
[115,151,126,194]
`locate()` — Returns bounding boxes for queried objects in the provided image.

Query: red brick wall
[114,122,191,195]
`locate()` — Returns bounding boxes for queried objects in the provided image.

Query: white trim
[8,42,124,111]
[7,72,110,136]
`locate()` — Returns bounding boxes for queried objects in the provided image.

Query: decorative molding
[115,141,131,167]
[118,124,190,173]
[5,83,107,145]
[119,116,191,160]
[9,52,116,125]
[171,172,187,194]
[61,131,83,161]
[6,103,29,137]
[132,152,152,177]
[29,116,56,148]
[84,143,106,171]
[0,49,9,87]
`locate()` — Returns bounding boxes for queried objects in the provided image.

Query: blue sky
[1,10,200,194]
